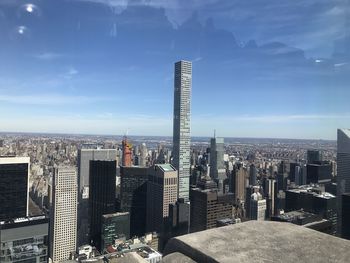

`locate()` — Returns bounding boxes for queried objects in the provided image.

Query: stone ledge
[163,221,350,263]
[162,252,196,263]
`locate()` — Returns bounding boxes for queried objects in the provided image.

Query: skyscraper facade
[250,192,266,221]
[210,137,226,181]
[265,178,277,218]
[173,60,192,201]
[77,149,117,246]
[190,177,234,232]
[146,164,178,235]
[307,150,322,164]
[0,157,30,221]
[89,160,116,251]
[120,166,148,237]
[169,198,190,237]
[249,164,257,186]
[306,162,332,184]
[101,212,130,251]
[231,165,247,202]
[337,129,350,236]
[139,143,148,167]
[342,193,350,239]
[50,167,77,263]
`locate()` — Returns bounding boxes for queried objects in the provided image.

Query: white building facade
[50,167,78,262]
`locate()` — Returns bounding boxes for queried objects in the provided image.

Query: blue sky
[0,0,349,139]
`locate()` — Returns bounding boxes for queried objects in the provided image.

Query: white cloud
[0,94,115,105]
[110,22,117,37]
[75,0,219,27]
[32,52,62,60]
[334,62,348,67]
[192,56,203,62]
[68,67,78,75]
[63,67,79,79]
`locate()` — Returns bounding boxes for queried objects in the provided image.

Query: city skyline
[0,0,349,139]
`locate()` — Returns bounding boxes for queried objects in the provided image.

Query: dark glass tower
[0,157,29,221]
[342,193,350,239]
[307,150,322,164]
[120,166,148,237]
[77,148,117,247]
[89,160,116,250]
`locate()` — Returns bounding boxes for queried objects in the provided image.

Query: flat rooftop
[156,163,176,172]
[287,186,335,199]
[163,221,350,263]
[0,215,47,225]
[0,156,30,164]
[102,212,129,219]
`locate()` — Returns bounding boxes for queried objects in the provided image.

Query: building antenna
[214,129,216,138]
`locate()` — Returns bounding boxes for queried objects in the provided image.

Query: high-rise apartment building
[0,156,30,220]
[245,186,261,219]
[139,143,148,167]
[337,129,350,236]
[289,163,299,183]
[89,160,116,251]
[294,165,307,186]
[209,137,226,193]
[230,165,248,202]
[77,149,117,246]
[173,60,192,201]
[249,164,257,186]
[250,192,266,221]
[190,177,234,232]
[50,167,77,263]
[265,178,277,218]
[146,164,178,235]
[120,166,148,237]
[210,137,226,181]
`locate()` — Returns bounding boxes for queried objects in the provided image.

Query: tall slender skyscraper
[337,129,350,236]
[173,60,192,201]
[50,167,77,263]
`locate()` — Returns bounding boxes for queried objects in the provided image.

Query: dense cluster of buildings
[1,61,350,262]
